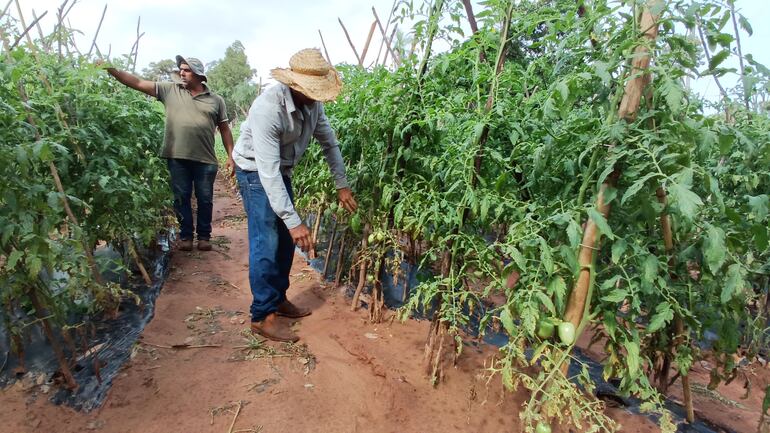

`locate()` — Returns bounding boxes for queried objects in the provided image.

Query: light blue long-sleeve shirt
[232,84,349,229]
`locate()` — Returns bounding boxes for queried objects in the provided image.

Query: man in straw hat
[100,55,235,252]
[232,48,357,342]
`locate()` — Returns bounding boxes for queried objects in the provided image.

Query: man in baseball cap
[101,55,234,252]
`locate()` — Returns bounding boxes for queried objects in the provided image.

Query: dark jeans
[167,158,218,241]
[235,168,295,322]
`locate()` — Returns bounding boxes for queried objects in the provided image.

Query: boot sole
[250,327,299,343]
[276,310,312,318]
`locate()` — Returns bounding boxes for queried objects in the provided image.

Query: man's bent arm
[105,68,156,98]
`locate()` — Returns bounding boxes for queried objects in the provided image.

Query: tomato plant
[294,0,769,431]
[1,21,169,388]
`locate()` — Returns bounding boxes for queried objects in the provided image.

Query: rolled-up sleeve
[314,104,349,189]
[249,104,303,229]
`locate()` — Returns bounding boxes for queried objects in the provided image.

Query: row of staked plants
[292,0,770,431]
[0,16,169,389]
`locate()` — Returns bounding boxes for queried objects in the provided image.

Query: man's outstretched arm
[103,66,157,98]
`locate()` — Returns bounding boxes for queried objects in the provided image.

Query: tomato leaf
[669,181,703,220]
[499,307,516,335]
[721,264,744,304]
[588,208,614,240]
[703,224,726,273]
[647,302,673,333]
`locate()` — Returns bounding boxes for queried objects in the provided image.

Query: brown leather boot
[197,239,212,251]
[178,239,193,251]
[276,300,312,318]
[250,313,299,343]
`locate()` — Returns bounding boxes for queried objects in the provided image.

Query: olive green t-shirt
[155,82,228,165]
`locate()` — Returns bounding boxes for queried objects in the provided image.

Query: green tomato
[349,214,362,233]
[558,322,576,345]
[535,422,552,433]
[368,233,376,244]
[536,318,555,339]
[366,274,374,283]
[375,231,385,242]
[473,270,484,278]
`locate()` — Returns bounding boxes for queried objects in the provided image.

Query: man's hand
[289,223,314,254]
[225,156,236,179]
[337,187,358,213]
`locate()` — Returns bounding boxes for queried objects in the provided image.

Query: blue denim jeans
[235,168,296,322]
[166,158,218,241]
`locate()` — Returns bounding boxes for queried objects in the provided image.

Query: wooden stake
[128,239,152,285]
[350,224,371,311]
[675,317,695,423]
[322,218,338,279]
[334,232,347,287]
[310,204,324,259]
[29,287,78,390]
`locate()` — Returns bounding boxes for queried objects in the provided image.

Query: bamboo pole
[373,0,397,65]
[462,0,485,62]
[728,1,749,111]
[337,18,361,65]
[0,0,12,20]
[318,29,332,64]
[372,7,400,67]
[7,9,46,51]
[461,0,479,34]
[564,1,663,334]
[359,21,377,67]
[695,17,728,103]
[30,10,46,50]
[87,4,107,57]
[380,26,397,67]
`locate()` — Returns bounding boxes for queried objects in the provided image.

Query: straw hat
[271,48,342,102]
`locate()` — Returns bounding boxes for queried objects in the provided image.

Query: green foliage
[141,58,176,82]
[206,41,258,121]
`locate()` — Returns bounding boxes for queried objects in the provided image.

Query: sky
[7,0,770,102]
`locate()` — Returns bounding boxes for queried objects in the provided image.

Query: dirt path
[0,174,761,433]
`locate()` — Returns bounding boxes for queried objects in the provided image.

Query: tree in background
[207,40,259,122]
[141,58,176,82]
